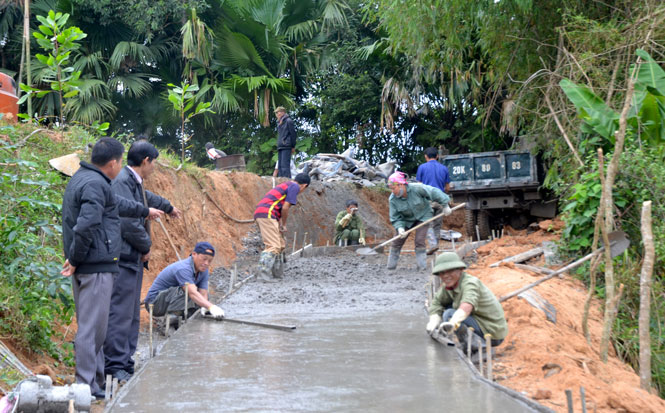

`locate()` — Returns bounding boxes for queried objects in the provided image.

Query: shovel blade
[606,231,630,258]
[356,247,378,256]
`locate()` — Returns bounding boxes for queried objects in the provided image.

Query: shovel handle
[374,203,466,251]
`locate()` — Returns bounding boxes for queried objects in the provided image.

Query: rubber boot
[415,248,428,271]
[426,228,439,255]
[272,252,284,279]
[257,251,278,283]
[386,247,400,270]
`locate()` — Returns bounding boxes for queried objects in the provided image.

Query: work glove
[442,205,452,216]
[426,314,442,334]
[207,305,225,318]
[398,227,407,239]
[340,213,353,227]
[444,308,468,332]
[359,237,366,246]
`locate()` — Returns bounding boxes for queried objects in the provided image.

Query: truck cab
[443,150,556,240]
[0,72,19,122]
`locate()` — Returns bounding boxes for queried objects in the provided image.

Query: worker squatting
[61,139,507,401]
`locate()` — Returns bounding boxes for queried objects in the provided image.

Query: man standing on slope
[416,147,452,254]
[104,140,181,385]
[253,173,310,282]
[61,137,164,399]
[274,106,297,178]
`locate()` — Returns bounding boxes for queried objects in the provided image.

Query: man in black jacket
[275,106,297,178]
[61,137,164,399]
[104,140,181,383]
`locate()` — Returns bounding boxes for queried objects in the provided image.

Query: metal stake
[303,232,308,250]
[467,327,474,359]
[475,225,480,242]
[478,335,484,376]
[485,333,493,381]
[580,386,587,413]
[105,374,112,401]
[292,232,297,253]
[565,389,574,413]
[326,240,329,247]
[111,377,119,399]
[183,283,189,323]
[149,304,154,358]
[165,315,171,337]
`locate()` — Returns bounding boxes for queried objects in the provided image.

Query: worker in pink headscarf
[387,171,451,271]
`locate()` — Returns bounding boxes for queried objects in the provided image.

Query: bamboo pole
[639,201,654,391]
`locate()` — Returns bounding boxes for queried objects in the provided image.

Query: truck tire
[464,209,477,240]
[477,210,492,240]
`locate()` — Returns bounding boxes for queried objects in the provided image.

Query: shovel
[499,231,630,302]
[356,203,467,256]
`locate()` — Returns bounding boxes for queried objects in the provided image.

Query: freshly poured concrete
[112,312,536,412]
[113,250,543,412]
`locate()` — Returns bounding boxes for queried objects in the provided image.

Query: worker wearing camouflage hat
[426,252,507,350]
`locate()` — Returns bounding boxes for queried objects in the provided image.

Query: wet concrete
[113,250,543,412]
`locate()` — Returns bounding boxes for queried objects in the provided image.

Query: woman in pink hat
[386,171,451,271]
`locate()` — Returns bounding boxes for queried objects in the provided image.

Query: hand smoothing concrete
[110,250,541,412]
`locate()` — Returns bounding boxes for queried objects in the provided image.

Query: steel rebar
[165,315,170,337]
[580,386,587,413]
[303,232,308,250]
[292,232,297,253]
[475,225,480,242]
[485,333,493,381]
[105,374,112,401]
[149,304,154,358]
[566,389,574,413]
[467,327,474,359]
[111,377,118,399]
[183,283,189,323]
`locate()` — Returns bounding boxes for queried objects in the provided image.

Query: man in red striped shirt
[253,173,310,282]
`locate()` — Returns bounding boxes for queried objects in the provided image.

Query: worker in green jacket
[334,199,366,246]
[387,171,451,270]
[426,252,508,350]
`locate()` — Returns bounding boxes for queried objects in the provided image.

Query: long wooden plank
[489,247,543,268]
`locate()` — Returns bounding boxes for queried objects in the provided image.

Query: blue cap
[193,241,215,256]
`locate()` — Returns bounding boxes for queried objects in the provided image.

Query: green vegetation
[0,121,96,364]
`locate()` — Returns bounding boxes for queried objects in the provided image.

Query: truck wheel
[477,210,492,240]
[464,209,478,240]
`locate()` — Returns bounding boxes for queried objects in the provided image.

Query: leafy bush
[0,122,79,360]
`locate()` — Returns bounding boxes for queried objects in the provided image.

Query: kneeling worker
[144,242,224,318]
[334,199,366,246]
[426,252,507,349]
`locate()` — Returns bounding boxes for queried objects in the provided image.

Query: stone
[533,389,552,400]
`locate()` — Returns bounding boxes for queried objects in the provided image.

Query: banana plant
[166,81,215,164]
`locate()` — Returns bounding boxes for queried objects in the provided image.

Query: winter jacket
[277,114,297,149]
[113,166,173,270]
[389,183,450,230]
[62,161,148,274]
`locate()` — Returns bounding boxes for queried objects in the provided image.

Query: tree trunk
[24,0,32,116]
[599,55,639,363]
[639,200,654,391]
[582,148,606,343]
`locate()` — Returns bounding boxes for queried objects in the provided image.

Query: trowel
[356,203,466,256]
[499,230,630,302]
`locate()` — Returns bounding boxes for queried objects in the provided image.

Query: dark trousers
[104,265,142,375]
[146,286,198,317]
[72,271,114,394]
[277,149,292,178]
[442,308,504,347]
[390,221,428,250]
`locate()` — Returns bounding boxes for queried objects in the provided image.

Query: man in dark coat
[103,140,181,383]
[61,137,164,399]
[274,106,297,178]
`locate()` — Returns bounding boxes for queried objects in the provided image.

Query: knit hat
[193,241,215,256]
[388,171,408,185]
[432,252,467,274]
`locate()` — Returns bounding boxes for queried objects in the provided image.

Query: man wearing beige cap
[426,252,507,350]
[274,106,297,178]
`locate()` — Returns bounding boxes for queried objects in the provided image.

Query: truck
[442,150,556,240]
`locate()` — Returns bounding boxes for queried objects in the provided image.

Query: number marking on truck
[452,165,466,175]
[511,161,521,170]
